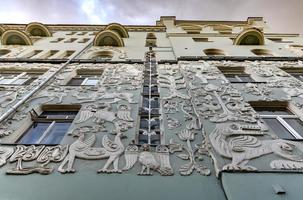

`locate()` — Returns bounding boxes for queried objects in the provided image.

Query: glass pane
[263,118,295,139]
[284,118,303,137]
[138,134,148,145]
[83,78,98,86]
[140,118,149,130]
[238,75,255,82]
[41,122,71,144]
[150,98,159,108]
[292,74,303,82]
[0,78,13,84]
[150,118,160,130]
[23,77,37,85]
[150,133,160,145]
[143,97,149,108]
[12,78,28,85]
[18,122,51,144]
[67,78,84,86]
[225,75,238,82]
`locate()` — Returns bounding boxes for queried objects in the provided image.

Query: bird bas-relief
[58,126,127,174]
[123,143,174,176]
[209,122,303,175]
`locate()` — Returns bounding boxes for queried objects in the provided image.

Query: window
[203,48,226,56]
[0,72,42,85]
[77,32,87,36]
[281,68,303,82]
[268,38,293,43]
[251,49,274,56]
[78,38,90,43]
[26,50,43,58]
[43,50,59,59]
[17,105,80,144]
[61,50,75,59]
[218,66,257,83]
[251,102,303,139]
[0,49,11,57]
[66,70,102,86]
[66,31,77,35]
[192,38,212,42]
[64,38,77,43]
[50,38,64,43]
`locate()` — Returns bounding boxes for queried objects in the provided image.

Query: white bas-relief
[191,83,258,123]
[6,145,68,175]
[58,126,126,173]
[0,146,14,166]
[73,86,137,104]
[158,69,190,100]
[209,122,303,172]
[28,86,68,104]
[170,129,210,176]
[244,83,272,100]
[75,103,133,131]
[123,144,173,176]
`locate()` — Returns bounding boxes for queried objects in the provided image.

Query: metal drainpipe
[0,41,94,123]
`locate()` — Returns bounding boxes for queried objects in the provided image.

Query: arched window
[203,48,226,56]
[0,49,11,57]
[93,30,124,47]
[251,49,274,56]
[234,28,265,45]
[1,30,32,45]
[90,51,113,61]
[105,23,129,38]
[25,22,52,37]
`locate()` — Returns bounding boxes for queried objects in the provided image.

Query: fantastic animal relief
[209,123,303,171]
[58,127,126,173]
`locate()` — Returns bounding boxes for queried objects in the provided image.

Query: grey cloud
[0,0,302,34]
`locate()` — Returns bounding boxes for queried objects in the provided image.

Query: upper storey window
[251,49,274,56]
[66,70,103,86]
[0,49,11,57]
[0,72,42,85]
[192,38,212,42]
[268,38,293,43]
[251,102,303,140]
[203,48,226,56]
[218,66,257,83]
[17,105,80,144]
[281,67,303,82]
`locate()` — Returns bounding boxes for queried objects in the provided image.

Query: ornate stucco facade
[0,16,303,200]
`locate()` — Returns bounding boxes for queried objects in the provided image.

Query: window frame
[251,101,303,139]
[218,66,262,83]
[0,71,42,85]
[17,105,80,145]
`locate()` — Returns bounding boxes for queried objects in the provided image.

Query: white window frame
[0,72,31,85]
[80,77,99,86]
[260,114,303,139]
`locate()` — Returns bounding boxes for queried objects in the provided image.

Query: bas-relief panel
[0,61,303,178]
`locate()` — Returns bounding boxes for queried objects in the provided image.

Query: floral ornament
[174,129,210,176]
[177,129,196,141]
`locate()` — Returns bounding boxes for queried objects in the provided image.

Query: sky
[0,0,302,34]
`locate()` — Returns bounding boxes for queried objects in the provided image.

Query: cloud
[0,0,302,34]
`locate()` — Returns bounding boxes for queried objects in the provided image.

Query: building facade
[0,16,302,200]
